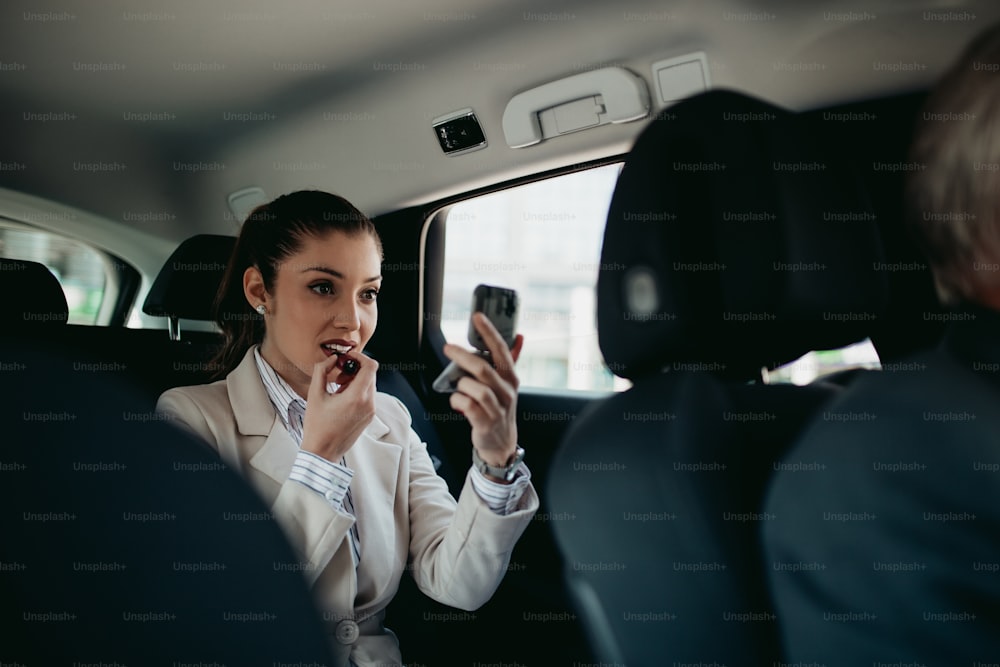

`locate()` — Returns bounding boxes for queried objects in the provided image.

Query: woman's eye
[310,282,333,295]
[361,288,380,302]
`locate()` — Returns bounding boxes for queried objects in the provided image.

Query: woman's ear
[243,266,269,312]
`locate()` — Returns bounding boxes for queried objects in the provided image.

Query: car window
[766,338,882,384]
[441,164,628,392]
[440,165,884,392]
[0,225,107,325]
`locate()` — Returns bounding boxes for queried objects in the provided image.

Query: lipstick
[336,354,360,376]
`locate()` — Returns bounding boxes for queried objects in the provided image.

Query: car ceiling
[1,0,997,246]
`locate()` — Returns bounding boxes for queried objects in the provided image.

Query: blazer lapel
[345,414,403,606]
[247,423,299,489]
[225,349,296,491]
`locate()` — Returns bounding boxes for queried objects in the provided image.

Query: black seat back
[1,341,336,665]
[547,90,888,666]
[143,234,235,340]
[2,256,68,326]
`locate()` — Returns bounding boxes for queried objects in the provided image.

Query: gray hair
[907,25,1000,305]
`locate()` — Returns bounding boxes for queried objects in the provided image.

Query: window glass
[0,226,107,324]
[765,338,882,385]
[441,164,629,392]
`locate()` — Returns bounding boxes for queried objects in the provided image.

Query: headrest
[1,257,69,325]
[598,90,888,381]
[143,235,235,321]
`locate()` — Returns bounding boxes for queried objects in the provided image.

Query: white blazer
[157,347,539,667]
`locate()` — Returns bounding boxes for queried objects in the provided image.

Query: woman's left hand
[443,312,524,477]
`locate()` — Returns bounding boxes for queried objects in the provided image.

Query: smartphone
[432,284,519,393]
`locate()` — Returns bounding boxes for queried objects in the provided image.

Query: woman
[156,190,538,667]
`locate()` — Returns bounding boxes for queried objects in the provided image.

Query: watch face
[505,447,526,480]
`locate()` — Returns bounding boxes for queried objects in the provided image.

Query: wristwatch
[472,445,525,482]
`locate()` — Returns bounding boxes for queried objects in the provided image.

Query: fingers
[442,346,517,441]
[470,313,517,378]
[449,386,517,459]
[449,391,482,426]
[448,388,503,432]
[331,353,377,393]
[453,374,503,421]
[442,321,521,443]
[442,344,516,407]
[471,311,506,349]
[311,353,376,397]
[301,353,378,460]
[309,354,343,401]
[510,334,524,365]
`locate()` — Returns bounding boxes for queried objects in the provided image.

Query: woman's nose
[330,299,360,330]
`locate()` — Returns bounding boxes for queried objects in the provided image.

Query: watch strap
[472,446,525,482]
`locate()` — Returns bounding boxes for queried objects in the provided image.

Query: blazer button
[335,619,360,644]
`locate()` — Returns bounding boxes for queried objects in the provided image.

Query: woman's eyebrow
[301,265,381,283]
[300,265,343,278]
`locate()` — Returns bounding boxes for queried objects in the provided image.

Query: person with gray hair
[907,26,1000,306]
[762,24,1000,667]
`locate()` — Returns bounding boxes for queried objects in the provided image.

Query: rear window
[0,226,107,324]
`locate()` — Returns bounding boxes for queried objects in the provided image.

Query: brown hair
[906,24,1000,305]
[210,190,383,377]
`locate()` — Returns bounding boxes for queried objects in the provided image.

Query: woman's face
[249,230,382,397]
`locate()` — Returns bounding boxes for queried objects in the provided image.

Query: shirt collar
[252,346,305,434]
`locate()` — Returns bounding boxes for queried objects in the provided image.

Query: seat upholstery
[1,257,68,326]
[547,89,888,666]
[0,341,336,666]
[142,234,235,321]
[142,234,236,340]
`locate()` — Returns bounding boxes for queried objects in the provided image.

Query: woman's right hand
[300,353,377,462]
